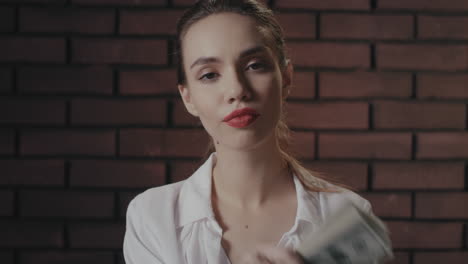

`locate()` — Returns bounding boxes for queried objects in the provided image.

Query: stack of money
[296,201,393,264]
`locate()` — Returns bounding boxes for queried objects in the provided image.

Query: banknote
[297,201,393,264]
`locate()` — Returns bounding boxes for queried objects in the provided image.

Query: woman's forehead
[181,12,271,64]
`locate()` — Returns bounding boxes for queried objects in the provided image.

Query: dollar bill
[297,200,393,264]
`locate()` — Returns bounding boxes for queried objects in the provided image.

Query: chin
[225,129,277,151]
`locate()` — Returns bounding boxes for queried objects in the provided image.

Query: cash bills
[296,201,394,264]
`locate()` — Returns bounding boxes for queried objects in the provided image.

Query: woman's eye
[247,62,265,71]
[199,72,219,81]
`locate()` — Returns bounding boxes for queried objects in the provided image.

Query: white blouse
[123,153,372,264]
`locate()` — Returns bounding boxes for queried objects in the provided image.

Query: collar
[177,152,216,228]
[177,152,322,228]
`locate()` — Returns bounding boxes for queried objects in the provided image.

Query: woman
[123,0,373,263]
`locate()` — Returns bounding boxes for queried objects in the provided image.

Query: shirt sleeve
[123,198,165,264]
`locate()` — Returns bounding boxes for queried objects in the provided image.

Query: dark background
[1,0,468,263]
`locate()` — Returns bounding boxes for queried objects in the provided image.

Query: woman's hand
[240,245,305,264]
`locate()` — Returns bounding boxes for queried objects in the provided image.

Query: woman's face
[178,12,291,151]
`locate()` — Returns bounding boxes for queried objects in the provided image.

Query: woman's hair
[175,0,342,192]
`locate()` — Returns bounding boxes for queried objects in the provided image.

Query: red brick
[120,69,177,95]
[466,232,468,249]
[288,42,370,68]
[21,130,115,156]
[120,10,183,35]
[20,190,114,218]
[0,37,65,63]
[0,99,65,125]
[0,221,63,247]
[0,7,14,33]
[69,222,124,248]
[20,251,114,264]
[0,68,12,94]
[289,131,315,159]
[0,0,66,2]
[419,16,468,40]
[0,129,14,155]
[361,193,412,218]
[374,101,466,129]
[71,99,166,125]
[119,191,140,217]
[18,66,113,94]
[276,0,369,10]
[173,0,268,6]
[170,160,201,183]
[72,38,167,65]
[173,0,193,5]
[276,13,315,39]
[20,7,114,34]
[70,160,165,188]
[418,73,468,99]
[72,0,165,5]
[377,44,468,71]
[388,252,410,264]
[173,100,201,127]
[0,251,13,264]
[287,102,368,129]
[289,71,315,99]
[117,253,125,264]
[322,14,413,40]
[416,193,468,219]
[304,161,368,191]
[374,162,464,190]
[418,132,468,159]
[388,221,462,249]
[414,252,468,264]
[320,133,412,159]
[379,0,468,11]
[0,190,14,216]
[320,72,412,98]
[120,129,209,158]
[0,160,64,186]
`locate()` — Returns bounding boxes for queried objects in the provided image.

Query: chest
[216,202,297,264]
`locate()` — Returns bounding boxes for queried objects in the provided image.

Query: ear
[178,84,200,117]
[281,60,293,100]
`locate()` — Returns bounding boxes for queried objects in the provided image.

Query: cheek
[190,87,222,123]
[250,73,282,104]
[190,98,219,138]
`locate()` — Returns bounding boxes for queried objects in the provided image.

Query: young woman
[123,1,373,263]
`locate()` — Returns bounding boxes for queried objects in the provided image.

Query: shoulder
[127,181,186,224]
[317,183,372,217]
[124,181,189,262]
[133,180,185,205]
[127,154,214,229]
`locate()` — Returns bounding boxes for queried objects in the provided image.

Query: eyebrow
[189,45,268,70]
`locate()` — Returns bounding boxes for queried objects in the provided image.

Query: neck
[211,135,293,210]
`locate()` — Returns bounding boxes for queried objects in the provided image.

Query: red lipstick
[223,107,260,128]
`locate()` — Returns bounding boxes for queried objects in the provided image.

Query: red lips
[223,107,260,128]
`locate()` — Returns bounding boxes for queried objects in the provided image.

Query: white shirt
[123,153,372,264]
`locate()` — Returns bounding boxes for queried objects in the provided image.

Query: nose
[225,69,251,104]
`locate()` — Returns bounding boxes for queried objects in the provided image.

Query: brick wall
[0,0,467,263]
